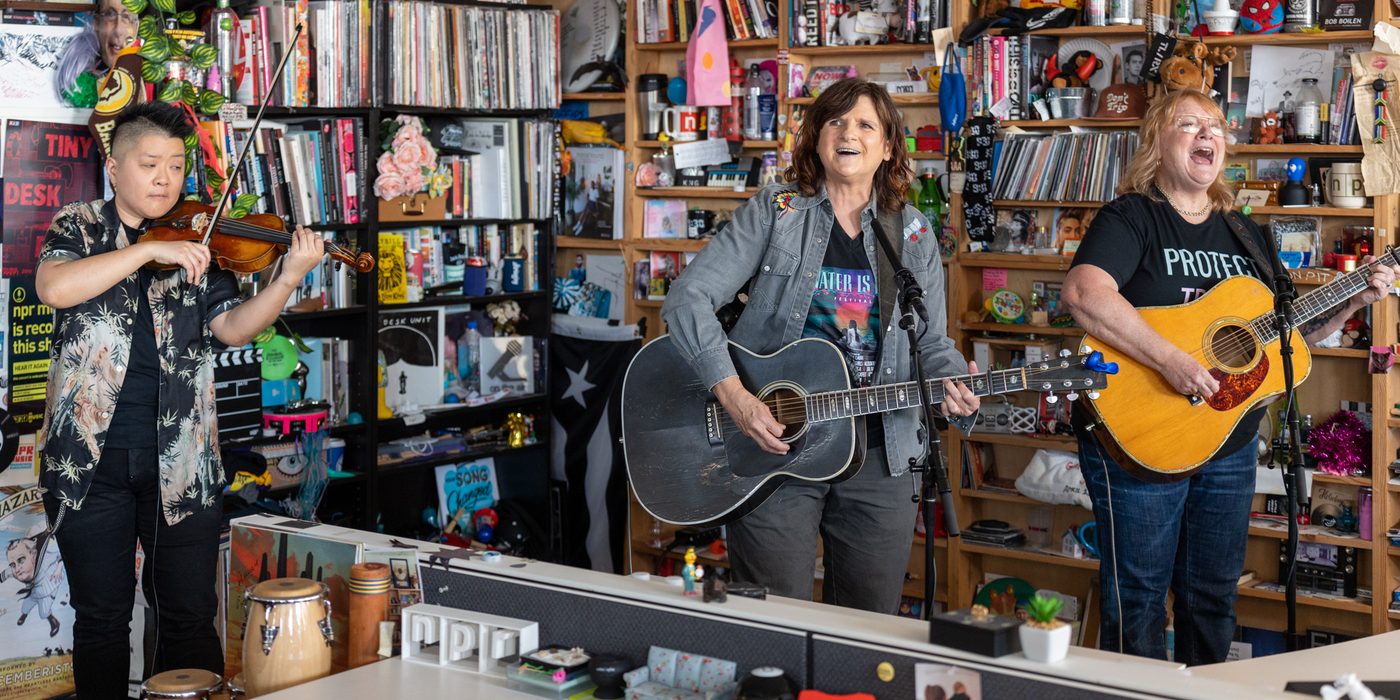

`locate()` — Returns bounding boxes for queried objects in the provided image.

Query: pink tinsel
[1308,410,1370,476]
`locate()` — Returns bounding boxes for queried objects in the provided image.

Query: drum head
[143,669,223,697]
[248,577,324,602]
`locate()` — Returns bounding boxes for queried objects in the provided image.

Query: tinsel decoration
[62,72,98,109]
[1308,410,1371,476]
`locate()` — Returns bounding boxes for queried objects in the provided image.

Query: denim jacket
[662,183,972,477]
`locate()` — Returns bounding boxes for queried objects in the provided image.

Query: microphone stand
[871,223,960,622]
[1269,267,1305,652]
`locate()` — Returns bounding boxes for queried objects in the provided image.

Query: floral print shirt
[39,199,243,526]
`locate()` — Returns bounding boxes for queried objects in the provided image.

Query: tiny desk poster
[0,485,76,699]
[3,120,100,278]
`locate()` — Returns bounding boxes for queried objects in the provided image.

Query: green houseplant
[1018,594,1071,663]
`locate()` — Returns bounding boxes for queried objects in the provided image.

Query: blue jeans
[1077,433,1256,666]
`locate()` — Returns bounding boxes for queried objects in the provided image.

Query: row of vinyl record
[236,0,376,108]
[434,118,557,221]
[211,118,366,226]
[992,131,1141,203]
[385,0,560,110]
[636,0,777,43]
[376,225,542,304]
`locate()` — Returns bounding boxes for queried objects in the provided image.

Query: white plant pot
[1019,623,1071,663]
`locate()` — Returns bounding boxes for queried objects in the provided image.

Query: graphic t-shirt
[804,221,883,447]
[1070,192,1270,457]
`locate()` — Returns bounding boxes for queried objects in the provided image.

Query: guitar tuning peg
[1080,345,1092,354]
[1059,348,1072,357]
[1088,391,1100,400]
[1045,392,1059,404]
[1066,391,1079,402]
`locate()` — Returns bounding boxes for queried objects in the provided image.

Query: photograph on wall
[0,24,82,110]
[914,663,982,700]
[564,146,623,239]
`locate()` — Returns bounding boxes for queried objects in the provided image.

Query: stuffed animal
[1046,50,1102,89]
[1238,0,1283,33]
[1158,41,1237,93]
[1256,111,1284,144]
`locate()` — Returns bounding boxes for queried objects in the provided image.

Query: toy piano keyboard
[263,401,331,436]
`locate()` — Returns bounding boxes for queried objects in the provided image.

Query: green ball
[258,335,298,380]
[1241,204,1253,216]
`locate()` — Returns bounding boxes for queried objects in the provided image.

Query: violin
[140,201,375,275]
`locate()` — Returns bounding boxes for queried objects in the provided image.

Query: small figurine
[681,547,704,596]
[505,411,530,448]
[703,575,728,603]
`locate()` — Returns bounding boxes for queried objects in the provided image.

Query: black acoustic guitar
[622,336,1114,528]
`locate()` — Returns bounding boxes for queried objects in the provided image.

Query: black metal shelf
[376,442,547,475]
[261,106,376,118]
[377,218,550,228]
[262,472,368,497]
[378,290,548,310]
[382,105,556,118]
[305,222,370,232]
[280,305,367,323]
[375,392,550,432]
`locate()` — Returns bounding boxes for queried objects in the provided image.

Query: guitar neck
[805,367,1033,423]
[1250,251,1398,343]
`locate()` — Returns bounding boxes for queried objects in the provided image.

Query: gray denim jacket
[662,183,974,477]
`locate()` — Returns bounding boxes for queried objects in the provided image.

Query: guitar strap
[1223,209,1293,296]
[871,209,905,343]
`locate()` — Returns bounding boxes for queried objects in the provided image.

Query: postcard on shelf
[643,199,687,238]
[564,146,624,240]
[479,336,534,395]
[648,251,682,301]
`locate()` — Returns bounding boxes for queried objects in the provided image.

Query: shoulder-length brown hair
[783,78,913,214]
[1117,89,1235,212]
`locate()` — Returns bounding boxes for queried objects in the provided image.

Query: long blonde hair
[1116,90,1234,212]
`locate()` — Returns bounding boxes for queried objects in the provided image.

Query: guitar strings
[1167,265,1375,368]
[709,364,1077,433]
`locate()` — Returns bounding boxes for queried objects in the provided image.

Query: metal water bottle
[1285,0,1316,32]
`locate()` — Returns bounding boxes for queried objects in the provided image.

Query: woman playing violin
[34,101,324,695]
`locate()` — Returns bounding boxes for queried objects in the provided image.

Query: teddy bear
[1255,111,1284,144]
[1158,41,1237,94]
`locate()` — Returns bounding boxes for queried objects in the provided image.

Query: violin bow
[198,22,306,249]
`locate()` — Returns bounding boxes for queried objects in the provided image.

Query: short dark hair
[110,102,193,160]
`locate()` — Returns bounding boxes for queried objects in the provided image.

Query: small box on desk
[928,608,1023,657]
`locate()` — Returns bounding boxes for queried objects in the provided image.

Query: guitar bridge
[704,402,724,446]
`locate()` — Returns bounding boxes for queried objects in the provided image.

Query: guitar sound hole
[763,388,807,441]
[1209,324,1257,371]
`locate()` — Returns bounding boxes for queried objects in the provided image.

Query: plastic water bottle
[743,64,763,141]
[461,321,481,396]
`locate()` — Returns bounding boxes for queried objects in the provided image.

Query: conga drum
[225,673,246,699]
[141,669,223,698]
[242,578,334,697]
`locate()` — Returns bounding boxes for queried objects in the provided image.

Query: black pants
[43,447,223,699]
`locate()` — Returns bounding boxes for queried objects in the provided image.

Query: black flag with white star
[549,315,640,572]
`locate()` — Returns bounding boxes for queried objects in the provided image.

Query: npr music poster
[3,120,100,277]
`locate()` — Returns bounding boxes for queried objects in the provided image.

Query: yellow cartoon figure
[682,547,704,596]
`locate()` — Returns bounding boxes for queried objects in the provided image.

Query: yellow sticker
[876,661,895,682]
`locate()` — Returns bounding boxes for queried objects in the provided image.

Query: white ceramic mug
[1325,162,1367,208]
[661,105,701,142]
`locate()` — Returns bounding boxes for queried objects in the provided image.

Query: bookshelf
[197,0,560,544]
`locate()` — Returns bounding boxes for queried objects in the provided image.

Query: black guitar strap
[1223,209,1292,294]
[872,208,904,340]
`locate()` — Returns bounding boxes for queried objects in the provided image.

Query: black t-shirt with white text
[1070,192,1269,459]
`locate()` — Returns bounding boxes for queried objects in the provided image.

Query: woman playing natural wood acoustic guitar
[1061,89,1399,665]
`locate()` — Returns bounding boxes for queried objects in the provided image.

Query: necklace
[1161,189,1211,218]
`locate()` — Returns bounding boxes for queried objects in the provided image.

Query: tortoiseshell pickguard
[1206,355,1269,411]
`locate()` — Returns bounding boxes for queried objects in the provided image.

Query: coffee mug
[1324,162,1367,208]
[661,105,701,142]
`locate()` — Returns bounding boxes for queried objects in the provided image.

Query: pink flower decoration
[375,172,408,199]
[393,140,428,172]
[376,152,398,176]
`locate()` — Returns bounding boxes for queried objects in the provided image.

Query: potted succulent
[375,114,454,222]
[1018,594,1070,663]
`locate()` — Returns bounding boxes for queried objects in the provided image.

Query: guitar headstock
[1022,349,1116,403]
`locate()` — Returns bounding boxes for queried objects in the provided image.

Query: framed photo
[389,557,413,588]
[1269,215,1322,269]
